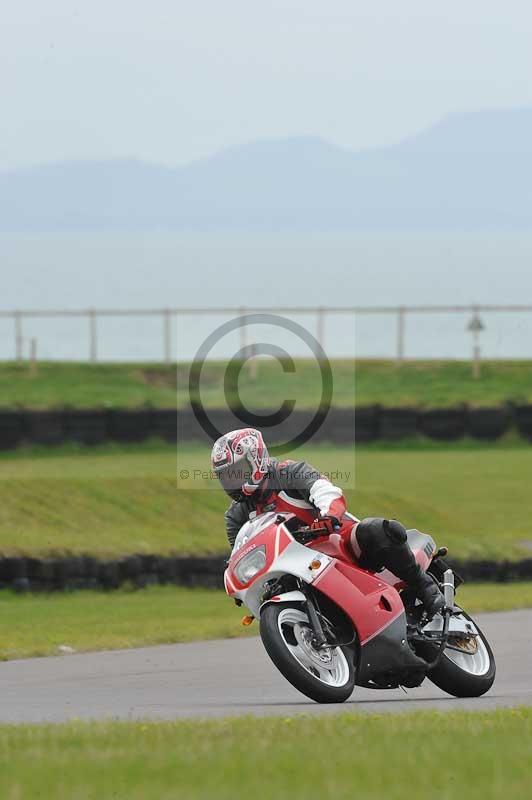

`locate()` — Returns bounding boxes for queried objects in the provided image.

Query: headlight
[234,546,267,584]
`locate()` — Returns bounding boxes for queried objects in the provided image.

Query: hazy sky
[2,1,532,170]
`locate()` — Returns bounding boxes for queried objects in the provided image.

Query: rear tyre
[259,602,356,704]
[424,610,496,697]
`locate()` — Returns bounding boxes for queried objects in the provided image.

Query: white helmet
[211,428,270,500]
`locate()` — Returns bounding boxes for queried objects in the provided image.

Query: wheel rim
[276,607,351,687]
[443,615,491,676]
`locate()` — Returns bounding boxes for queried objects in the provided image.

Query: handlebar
[274,515,332,543]
[292,525,329,544]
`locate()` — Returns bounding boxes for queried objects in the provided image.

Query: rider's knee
[354,517,407,563]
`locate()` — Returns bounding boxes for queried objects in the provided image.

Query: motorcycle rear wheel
[423,609,496,697]
[260,602,356,704]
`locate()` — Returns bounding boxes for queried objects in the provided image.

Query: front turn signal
[309,559,322,571]
[242,615,255,626]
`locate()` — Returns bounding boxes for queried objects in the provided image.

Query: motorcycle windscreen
[232,512,280,554]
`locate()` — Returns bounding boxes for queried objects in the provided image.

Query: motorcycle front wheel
[259,602,356,704]
[423,609,496,697]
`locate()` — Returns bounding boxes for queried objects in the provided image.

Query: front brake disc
[293,623,339,669]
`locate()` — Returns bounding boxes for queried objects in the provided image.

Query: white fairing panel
[260,590,306,609]
[231,529,333,619]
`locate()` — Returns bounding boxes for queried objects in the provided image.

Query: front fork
[300,584,328,648]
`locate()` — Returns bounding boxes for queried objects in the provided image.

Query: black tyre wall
[354,406,380,443]
[64,409,108,445]
[380,407,418,440]
[515,405,532,440]
[0,410,24,449]
[467,407,510,440]
[418,408,467,440]
[24,411,66,446]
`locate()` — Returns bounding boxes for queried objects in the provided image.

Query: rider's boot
[356,518,445,618]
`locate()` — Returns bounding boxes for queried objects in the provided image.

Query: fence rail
[2,304,532,364]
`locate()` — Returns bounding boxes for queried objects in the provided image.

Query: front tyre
[425,610,496,697]
[259,603,356,704]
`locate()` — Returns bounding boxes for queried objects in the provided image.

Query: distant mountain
[1,107,532,231]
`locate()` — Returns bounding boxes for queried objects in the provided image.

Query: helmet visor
[215,461,252,495]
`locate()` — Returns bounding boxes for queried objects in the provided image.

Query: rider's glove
[310,516,341,535]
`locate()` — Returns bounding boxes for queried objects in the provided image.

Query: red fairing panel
[308,531,355,566]
[312,560,404,644]
[307,514,358,562]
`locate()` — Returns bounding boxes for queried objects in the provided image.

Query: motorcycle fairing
[312,558,404,644]
[226,523,294,592]
[356,613,427,688]
[225,519,334,617]
[309,526,436,590]
[260,590,307,610]
[225,513,430,688]
[308,530,355,565]
[311,557,427,685]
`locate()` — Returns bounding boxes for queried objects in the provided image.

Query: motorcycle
[224,511,496,703]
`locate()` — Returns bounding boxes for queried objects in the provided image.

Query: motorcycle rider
[211,427,445,617]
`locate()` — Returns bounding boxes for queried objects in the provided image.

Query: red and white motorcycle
[224,511,495,703]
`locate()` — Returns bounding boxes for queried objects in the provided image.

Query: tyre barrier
[0,554,227,592]
[380,407,419,441]
[320,408,356,444]
[108,409,155,443]
[0,553,531,592]
[24,411,66,447]
[64,410,108,446]
[0,411,24,450]
[451,558,532,583]
[151,409,177,443]
[515,405,532,441]
[467,407,511,440]
[354,406,380,442]
[0,404,531,449]
[417,408,468,441]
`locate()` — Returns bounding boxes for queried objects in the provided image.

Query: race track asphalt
[0,609,530,723]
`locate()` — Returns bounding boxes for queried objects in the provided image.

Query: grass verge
[0,582,530,661]
[2,358,532,408]
[0,586,253,661]
[0,709,531,800]
[1,443,532,558]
